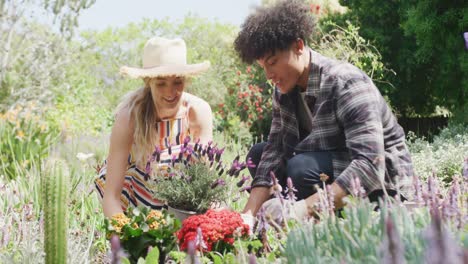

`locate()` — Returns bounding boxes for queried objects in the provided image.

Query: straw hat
[120,37,210,78]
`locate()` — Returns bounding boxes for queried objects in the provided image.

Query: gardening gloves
[261,198,309,223]
[240,213,255,234]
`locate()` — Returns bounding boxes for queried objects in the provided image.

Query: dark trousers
[247,142,401,202]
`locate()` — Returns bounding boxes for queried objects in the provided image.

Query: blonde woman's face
[149,76,185,114]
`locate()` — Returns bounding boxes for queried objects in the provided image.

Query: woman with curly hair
[235,0,414,225]
[95,37,213,218]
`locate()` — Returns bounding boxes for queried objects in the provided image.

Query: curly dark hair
[234,0,316,64]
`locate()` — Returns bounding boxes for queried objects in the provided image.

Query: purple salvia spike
[171,154,177,167]
[195,227,208,250]
[207,140,213,146]
[187,240,201,264]
[249,253,257,264]
[255,206,269,234]
[286,177,298,201]
[380,217,405,264]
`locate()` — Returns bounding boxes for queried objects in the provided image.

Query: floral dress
[94,96,191,210]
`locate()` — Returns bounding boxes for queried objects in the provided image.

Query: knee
[246,142,266,163]
[286,155,307,184]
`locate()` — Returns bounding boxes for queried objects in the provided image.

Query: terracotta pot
[167,206,198,222]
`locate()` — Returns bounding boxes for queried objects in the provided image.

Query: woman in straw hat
[95,37,213,218]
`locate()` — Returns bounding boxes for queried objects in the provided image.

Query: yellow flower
[0,113,5,120]
[147,210,163,220]
[111,213,130,233]
[149,221,160,230]
[16,130,25,139]
[147,210,164,230]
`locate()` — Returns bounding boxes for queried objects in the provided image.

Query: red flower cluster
[176,209,250,251]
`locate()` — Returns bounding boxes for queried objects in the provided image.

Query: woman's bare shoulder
[184,92,211,112]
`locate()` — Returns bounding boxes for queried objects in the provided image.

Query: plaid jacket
[252,50,414,195]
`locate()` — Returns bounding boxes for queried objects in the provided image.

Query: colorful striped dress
[94,96,191,210]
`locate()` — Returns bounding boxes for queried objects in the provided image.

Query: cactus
[42,159,69,264]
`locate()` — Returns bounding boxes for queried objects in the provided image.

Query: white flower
[76,152,94,161]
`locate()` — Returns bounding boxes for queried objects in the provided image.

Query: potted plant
[147,137,254,221]
[104,207,181,263]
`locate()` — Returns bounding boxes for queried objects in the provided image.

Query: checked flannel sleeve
[251,92,285,188]
[334,78,387,195]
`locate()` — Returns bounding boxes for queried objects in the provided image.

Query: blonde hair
[115,78,158,165]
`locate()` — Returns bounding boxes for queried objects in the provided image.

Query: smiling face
[147,76,185,119]
[257,40,309,94]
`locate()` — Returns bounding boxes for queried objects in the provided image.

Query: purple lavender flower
[215,147,225,162]
[171,154,177,167]
[183,135,191,147]
[186,149,192,163]
[237,175,250,188]
[211,178,226,189]
[228,159,241,176]
[246,157,256,168]
[144,159,151,180]
[152,145,161,162]
[179,146,185,161]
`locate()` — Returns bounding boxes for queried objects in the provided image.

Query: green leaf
[121,257,131,264]
[145,247,160,264]
[208,252,223,264]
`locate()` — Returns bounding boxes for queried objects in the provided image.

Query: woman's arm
[102,107,135,218]
[187,93,213,144]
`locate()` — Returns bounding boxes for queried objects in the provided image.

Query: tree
[0,0,95,109]
[336,0,468,116]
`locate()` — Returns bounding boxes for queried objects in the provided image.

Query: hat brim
[120,61,210,79]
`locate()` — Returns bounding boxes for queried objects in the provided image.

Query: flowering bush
[215,65,273,142]
[148,136,254,213]
[104,207,181,263]
[176,209,250,252]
